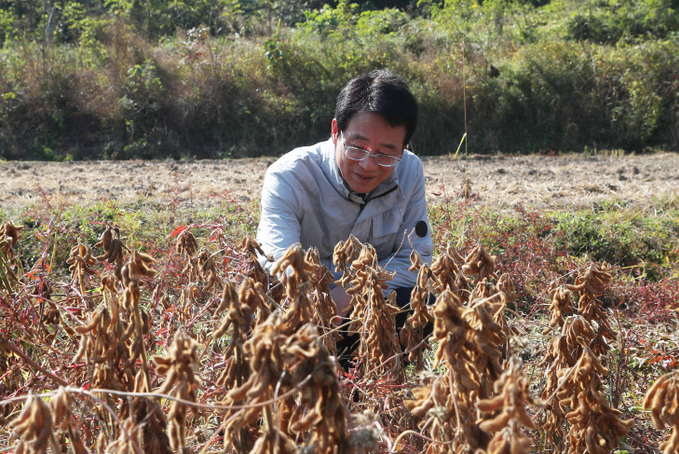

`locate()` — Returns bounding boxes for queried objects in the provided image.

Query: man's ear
[331,118,339,144]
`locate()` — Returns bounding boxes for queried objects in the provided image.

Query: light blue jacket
[256,139,433,289]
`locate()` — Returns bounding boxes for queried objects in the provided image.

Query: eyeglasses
[340,132,402,168]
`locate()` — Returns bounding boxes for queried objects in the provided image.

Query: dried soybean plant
[429,243,469,300]
[34,281,61,345]
[211,276,270,412]
[539,284,581,444]
[565,263,618,356]
[476,357,541,454]
[212,280,253,390]
[235,235,286,312]
[271,244,339,352]
[462,243,497,284]
[217,261,350,454]
[400,250,435,369]
[67,240,98,295]
[361,284,404,379]
[121,249,157,391]
[69,240,159,450]
[114,396,170,454]
[70,256,157,448]
[50,387,89,454]
[466,292,510,400]
[151,330,202,453]
[643,369,679,453]
[9,388,89,454]
[272,243,321,332]
[405,246,514,453]
[238,275,272,327]
[305,247,342,354]
[0,343,24,418]
[561,348,632,453]
[72,301,135,392]
[210,242,348,452]
[8,387,88,454]
[282,323,352,454]
[9,394,54,454]
[335,239,404,380]
[240,235,274,288]
[333,235,364,288]
[173,228,220,327]
[0,220,23,293]
[194,248,221,292]
[219,314,296,453]
[539,263,632,452]
[332,236,371,358]
[176,228,199,258]
[0,220,24,262]
[544,282,575,332]
[95,224,129,279]
[538,313,593,447]
[449,246,512,397]
[405,289,489,453]
[176,282,200,325]
[73,252,154,393]
[175,228,221,293]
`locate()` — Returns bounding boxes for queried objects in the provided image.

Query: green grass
[549,197,679,281]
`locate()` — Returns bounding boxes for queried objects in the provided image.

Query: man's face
[332,111,406,194]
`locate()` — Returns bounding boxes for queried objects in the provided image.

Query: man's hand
[330,285,351,318]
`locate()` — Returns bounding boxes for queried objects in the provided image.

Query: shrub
[1,0,679,159]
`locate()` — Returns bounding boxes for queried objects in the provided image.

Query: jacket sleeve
[380,157,434,289]
[256,168,302,272]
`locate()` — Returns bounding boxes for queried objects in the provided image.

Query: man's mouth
[355,173,374,181]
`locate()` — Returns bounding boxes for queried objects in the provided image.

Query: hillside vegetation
[0,0,678,160]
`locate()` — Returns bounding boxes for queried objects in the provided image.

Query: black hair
[334,69,418,147]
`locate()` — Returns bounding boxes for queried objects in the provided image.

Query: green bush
[565,0,679,44]
[1,0,678,159]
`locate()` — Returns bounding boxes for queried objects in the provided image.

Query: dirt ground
[1,152,677,211]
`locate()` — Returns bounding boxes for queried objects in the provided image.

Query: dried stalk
[151,330,202,453]
[540,263,631,452]
[643,370,679,454]
[9,394,54,454]
[477,357,540,453]
[66,240,97,296]
[400,250,434,369]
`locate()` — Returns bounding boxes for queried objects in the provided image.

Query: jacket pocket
[369,207,406,258]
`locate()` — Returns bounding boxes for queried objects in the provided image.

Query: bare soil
[1,152,677,211]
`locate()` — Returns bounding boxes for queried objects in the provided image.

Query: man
[256,69,433,323]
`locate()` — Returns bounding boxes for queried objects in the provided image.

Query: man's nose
[358,155,380,170]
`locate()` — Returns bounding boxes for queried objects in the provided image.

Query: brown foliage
[2,223,655,453]
[643,370,679,453]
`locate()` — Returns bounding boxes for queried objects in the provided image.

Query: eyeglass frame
[339,131,403,168]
